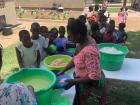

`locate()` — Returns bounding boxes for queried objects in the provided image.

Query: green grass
[1,43,19,79]
[107,7,120,13]
[0,31,140,104]
[125,31,140,58]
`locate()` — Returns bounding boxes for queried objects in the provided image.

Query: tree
[123,0,127,7]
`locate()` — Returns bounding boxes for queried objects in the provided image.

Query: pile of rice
[100,47,123,54]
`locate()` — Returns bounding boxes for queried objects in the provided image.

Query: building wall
[0,0,16,25]
[16,0,85,9]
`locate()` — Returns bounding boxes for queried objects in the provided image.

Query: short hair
[31,22,40,33]
[109,20,115,27]
[19,30,30,41]
[59,26,65,31]
[89,5,93,11]
[40,26,48,33]
[119,23,126,29]
[67,19,87,37]
[91,22,99,31]
[95,4,99,11]
[78,15,86,23]
[68,18,75,25]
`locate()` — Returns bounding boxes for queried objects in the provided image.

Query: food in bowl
[100,47,123,54]
[20,75,51,90]
[49,58,67,66]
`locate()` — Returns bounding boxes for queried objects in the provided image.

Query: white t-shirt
[32,35,49,61]
[100,27,107,34]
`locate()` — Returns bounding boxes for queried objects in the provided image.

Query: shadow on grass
[125,31,140,58]
[107,79,140,105]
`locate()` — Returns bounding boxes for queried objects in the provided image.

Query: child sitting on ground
[91,22,103,43]
[16,30,40,68]
[117,23,128,43]
[31,22,48,61]
[103,23,117,43]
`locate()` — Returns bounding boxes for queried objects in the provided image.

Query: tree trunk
[123,0,127,7]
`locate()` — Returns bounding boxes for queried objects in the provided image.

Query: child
[91,22,103,43]
[47,31,57,55]
[99,15,107,34]
[16,30,40,68]
[31,22,48,61]
[103,23,117,43]
[67,18,75,42]
[51,27,59,39]
[117,23,128,43]
[118,7,125,25]
[54,26,68,51]
[78,15,87,24]
[124,7,128,23]
[40,26,49,38]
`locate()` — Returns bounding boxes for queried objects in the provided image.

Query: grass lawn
[0,30,140,104]
[107,7,120,13]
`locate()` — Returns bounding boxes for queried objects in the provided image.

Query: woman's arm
[66,76,99,85]
[36,50,40,68]
[57,60,74,75]
[15,47,24,68]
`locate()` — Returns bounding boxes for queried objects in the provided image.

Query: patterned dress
[0,83,37,105]
[73,39,105,105]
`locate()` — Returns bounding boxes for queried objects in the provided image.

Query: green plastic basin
[98,43,129,71]
[4,68,56,105]
[44,54,72,70]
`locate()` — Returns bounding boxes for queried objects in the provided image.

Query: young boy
[91,22,103,43]
[78,15,87,24]
[31,22,48,61]
[117,23,128,43]
[40,26,49,38]
[54,26,68,51]
[16,30,40,68]
[51,27,59,39]
[99,15,107,34]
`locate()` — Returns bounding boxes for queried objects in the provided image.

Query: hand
[65,79,76,84]
[56,71,64,76]
[62,79,76,90]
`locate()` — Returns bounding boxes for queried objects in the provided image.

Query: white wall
[0,0,16,25]
[16,0,85,9]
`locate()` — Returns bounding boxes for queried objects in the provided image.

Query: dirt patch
[0,11,140,48]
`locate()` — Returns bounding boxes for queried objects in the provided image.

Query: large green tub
[98,43,128,71]
[4,68,56,105]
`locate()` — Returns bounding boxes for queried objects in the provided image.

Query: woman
[57,19,106,105]
[118,7,125,25]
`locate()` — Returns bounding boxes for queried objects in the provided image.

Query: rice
[100,47,123,54]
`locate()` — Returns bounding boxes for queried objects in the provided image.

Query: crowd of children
[82,5,128,44]
[15,5,128,68]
